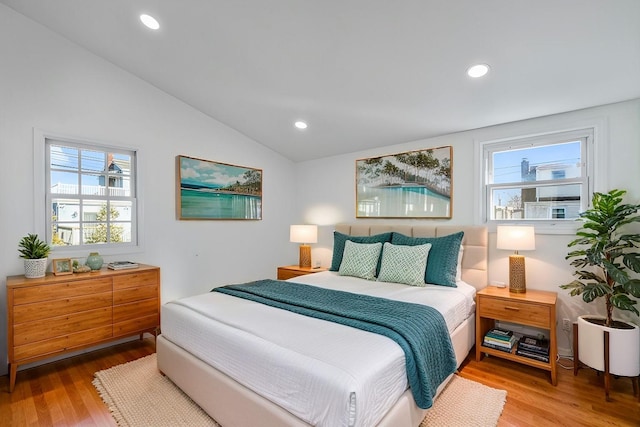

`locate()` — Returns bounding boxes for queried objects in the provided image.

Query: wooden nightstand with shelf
[476,286,558,385]
[277,265,327,280]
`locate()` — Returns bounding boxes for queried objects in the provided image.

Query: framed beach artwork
[176,155,262,220]
[355,146,452,218]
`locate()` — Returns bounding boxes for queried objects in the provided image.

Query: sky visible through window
[492,141,581,184]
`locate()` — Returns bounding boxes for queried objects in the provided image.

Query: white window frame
[33,129,144,257]
[475,123,606,234]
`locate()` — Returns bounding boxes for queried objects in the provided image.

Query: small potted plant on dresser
[561,189,640,397]
[18,233,51,278]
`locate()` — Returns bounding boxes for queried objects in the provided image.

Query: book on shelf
[485,328,513,339]
[516,348,550,363]
[517,335,549,355]
[482,341,514,353]
[484,335,517,347]
[107,261,139,270]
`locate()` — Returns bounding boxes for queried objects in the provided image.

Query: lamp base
[299,244,311,268]
[509,254,527,293]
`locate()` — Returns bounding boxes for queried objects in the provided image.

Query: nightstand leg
[9,362,17,393]
[573,322,580,376]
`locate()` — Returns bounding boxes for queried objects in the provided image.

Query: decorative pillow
[330,231,392,274]
[338,240,383,280]
[377,242,432,286]
[456,246,464,282]
[391,231,464,287]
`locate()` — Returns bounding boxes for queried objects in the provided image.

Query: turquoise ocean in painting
[180,188,262,219]
[357,186,450,217]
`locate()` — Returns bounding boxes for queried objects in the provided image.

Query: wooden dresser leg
[9,363,17,393]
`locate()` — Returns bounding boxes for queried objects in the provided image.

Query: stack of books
[516,335,550,362]
[107,261,139,270]
[483,328,518,353]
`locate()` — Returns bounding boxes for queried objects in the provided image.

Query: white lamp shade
[496,225,535,251]
[290,225,318,244]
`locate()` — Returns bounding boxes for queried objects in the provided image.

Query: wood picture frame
[355,146,453,218]
[176,155,262,220]
[52,258,73,276]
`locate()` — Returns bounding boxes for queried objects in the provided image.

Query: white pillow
[456,246,464,282]
[338,240,383,280]
[377,242,432,286]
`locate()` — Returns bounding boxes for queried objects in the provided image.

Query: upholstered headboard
[334,224,488,291]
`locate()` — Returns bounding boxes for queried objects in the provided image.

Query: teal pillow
[330,231,392,273]
[377,242,432,286]
[338,240,383,280]
[391,231,464,287]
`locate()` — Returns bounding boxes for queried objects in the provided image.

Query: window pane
[50,171,79,194]
[111,222,132,243]
[108,175,131,197]
[491,184,582,220]
[83,223,108,244]
[492,141,581,184]
[81,150,105,173]
[51,199,80,222]
[51,222,79,246]
[112,201,133,221]
[81,174,107,195]
[50,145,78,171]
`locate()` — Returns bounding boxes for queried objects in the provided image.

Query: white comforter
[161,272,475,427]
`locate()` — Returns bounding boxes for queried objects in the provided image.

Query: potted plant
[18,233,51,278]
[561,189,640,379]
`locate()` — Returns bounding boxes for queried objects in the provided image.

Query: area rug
[94,354,506,427]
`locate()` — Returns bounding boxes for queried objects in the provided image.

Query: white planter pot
[578,315,640,377]
[24,258,48,278]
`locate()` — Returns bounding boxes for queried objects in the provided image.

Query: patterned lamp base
[509,254,527,293]
[299,244,312,268]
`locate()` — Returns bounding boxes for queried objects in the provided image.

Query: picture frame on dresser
[52,258,72,275]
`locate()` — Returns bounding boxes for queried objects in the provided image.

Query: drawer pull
[504,306,520,311]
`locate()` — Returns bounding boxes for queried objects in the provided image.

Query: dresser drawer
[113,314,158,337]
[113,271,158,290]
[12,278,112,305]
[13,307,112,345]
[113,298,158,323]
[113,284,158,305]
[13,325,113,361]
[478,296,551,328]
[13,292,113,324]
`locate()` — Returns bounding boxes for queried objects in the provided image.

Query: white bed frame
[157,224,487,427]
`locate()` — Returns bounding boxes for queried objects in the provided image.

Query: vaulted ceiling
[2,0,639,162]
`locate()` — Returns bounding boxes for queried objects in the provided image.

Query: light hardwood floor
[1,339,639,426]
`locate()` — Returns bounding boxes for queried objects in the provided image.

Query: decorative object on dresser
[476,286,557,385]
[52,258,73,276]
[355,146,453,219]
[560,189,640,400]
[17,233,51,278]
[496,225,535,293]
[6,264,160,392]
[277,265,327,280]
[85,252,104,270]
[289,224,318,268]
[108,261,140,270]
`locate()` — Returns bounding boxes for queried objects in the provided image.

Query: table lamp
[496,225,535,293]
[290,225,318,268]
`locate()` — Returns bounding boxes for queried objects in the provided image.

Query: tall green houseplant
[561,189,640,327]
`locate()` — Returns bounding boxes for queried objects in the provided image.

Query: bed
[157,224,487,427]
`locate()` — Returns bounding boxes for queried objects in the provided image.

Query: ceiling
[2,1,639,162]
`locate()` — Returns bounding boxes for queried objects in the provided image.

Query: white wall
[295,99,640,355]
[0,5,299,376]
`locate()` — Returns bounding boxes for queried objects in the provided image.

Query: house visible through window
[46,139,137,248]
[481,129,593,225]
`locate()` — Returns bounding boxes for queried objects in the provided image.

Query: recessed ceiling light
[140,14,160,30]
[467,64,490,78]
[294,121,308,130]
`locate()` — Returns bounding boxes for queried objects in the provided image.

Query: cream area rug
[93,354,506,427]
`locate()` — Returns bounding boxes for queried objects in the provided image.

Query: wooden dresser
[6,264,160,392]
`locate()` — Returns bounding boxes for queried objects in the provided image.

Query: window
[480,128,594,228]
[45,138,137,249]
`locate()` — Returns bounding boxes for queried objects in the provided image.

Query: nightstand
[475,286,558,385]
[277,265,327,280]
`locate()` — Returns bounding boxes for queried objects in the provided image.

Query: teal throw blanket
[213,279,456,409]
